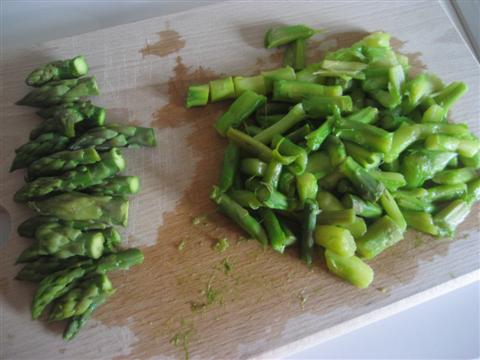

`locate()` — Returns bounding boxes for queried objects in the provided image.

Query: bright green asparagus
[26,55,89,87]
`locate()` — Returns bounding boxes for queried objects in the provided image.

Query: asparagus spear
[28,192,129,226]
[210,77,235,102]
[253,103,307,144]
[433,199,471,237]
[30,108,85,139]
[36,101,106,129]
[302,96,353,117]
[49,274,114,321]
[63,293,109,340]
[259,208,287,253]
[228,190,262,209]
[356,216,404,259]
[402,210,438,236]
[425,134,480,158]
[426,183,467,202]
[26,148,101,180]
[16,257,90,282]
[70,124,156,151]
[234,75,267,96]
[315,225,356,257]
[300,199,320,265]
[272,135,308,175]
[210,186,268,245]
[265,24,317,48]
[344,141,383,170]
[17,223,106,262]
[17,77,100,107]
[335,118,393,154]
[31,267,87,319]
[273,80,342,103]
[325,136,347,167]
[340,157,385,202]
[15,148,125,202]
[215,90,266,136]
[186,84,210,108]
[85,176,140,196]
[218,143,240,192]
[240,158,267,177]
[11,133,69,171]
[432,167,477,185]
[284,38,306,70]
[341,194,382,218]
[17,216,109,239]
[26,55,89,87]
[296,172,318,206]
[324,250,374,289]
[401,149,456,188]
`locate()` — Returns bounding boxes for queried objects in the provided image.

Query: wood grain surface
[1,1,479,359]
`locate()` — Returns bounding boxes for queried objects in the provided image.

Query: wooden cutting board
[1,1,479,359]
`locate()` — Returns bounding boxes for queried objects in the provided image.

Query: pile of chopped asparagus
[186,27,479,289]
[12,56,156,339]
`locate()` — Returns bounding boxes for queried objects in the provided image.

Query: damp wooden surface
[1,1,479,359]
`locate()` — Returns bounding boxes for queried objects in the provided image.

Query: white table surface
[1,1,479,359]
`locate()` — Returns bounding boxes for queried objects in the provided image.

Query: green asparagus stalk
[341,194,382,218]
[344,106,378,124]
[17,77,100,107]
[63,292,110,341]
[344,141,383,170]
[401,149,457,188]
[425,134,480,158]
[305,151,333,179]
[464,178,480,205]
[240,158,267,177]
[49,274,114,321]
[272,80,342,103]
[28,192,129,226]
[215,90,266,136]
[93,248,144,274]
[17,216,109,239]
[431,81,468,111]
[263,160,283,189]
[262,67,297,93]
[426,183,467,202]
[186,84,210,108]
[31,267,87,319]
[15,148,125,202]
[305,117,335,151]
[271,135,308,175]
[234,75,267,97]
[324,250,374,289]
[218,143,240,193]
[254,103,307,144]
[210,77,235,102]
[317,209,356,226]
[210,186,268,245]
[433,199,471,237]
[402,210,438,236]
[432,167,477,185]
[284,38,306,70]
[325,136,347,167]
[300,199,320,265]
[302,96,353,117]
[340,157,385,202]
[36,100,106,128]
[259,208,287,253]
[30,108,84,139]
[26,148,101,180]
[26,55,89,87]
[11,133,70,171]
[379,189,407,231]
[227,128,295,165]
[393,191,434,212]
[460,152,480,169]
[286,124,311,143]
[265,24,317,48]
[335,118,393,153]
[85,176,140,196]
[228,190,262,210]
[70,123,156,151]
[296,172,318,205]
[370,170,406,192]
[315,225,356,257]
[16,257,90,282]
[278,171,297,197]
[356,216,404,259]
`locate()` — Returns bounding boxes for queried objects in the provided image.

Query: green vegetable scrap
[186,28,478,290]
[12,55,155,340]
